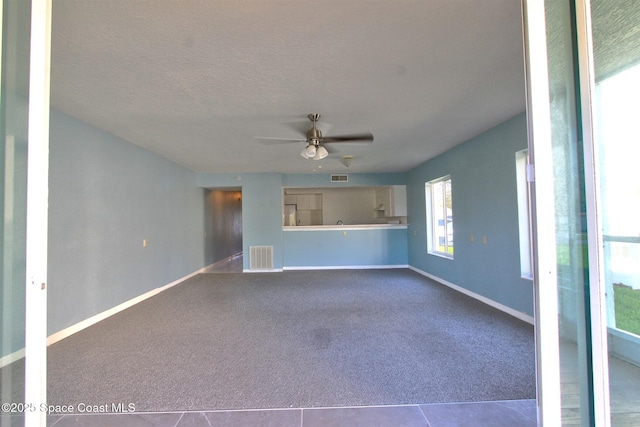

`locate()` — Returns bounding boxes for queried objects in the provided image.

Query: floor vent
[249,246,274,270]
[331,174,348,182]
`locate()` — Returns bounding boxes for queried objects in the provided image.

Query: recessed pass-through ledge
[283,224,407,231]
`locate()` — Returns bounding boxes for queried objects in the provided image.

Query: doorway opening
[204,188,243,273]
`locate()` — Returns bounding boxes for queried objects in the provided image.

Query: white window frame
[425,175,453,259]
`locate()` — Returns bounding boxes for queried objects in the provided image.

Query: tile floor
[31,399,535,426]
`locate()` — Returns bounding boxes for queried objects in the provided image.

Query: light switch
[482,236,487,245]
[143,239,147,247]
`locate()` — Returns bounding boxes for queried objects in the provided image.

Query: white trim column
[24,0,51,426]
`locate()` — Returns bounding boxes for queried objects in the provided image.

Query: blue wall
[406,114,533,316]
[283,228,408,268]
[48,109,214,334]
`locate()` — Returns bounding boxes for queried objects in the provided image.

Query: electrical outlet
[470,234,474,243]
[343,231,347,236]
[482,236,487,245]
[143,239,147,247]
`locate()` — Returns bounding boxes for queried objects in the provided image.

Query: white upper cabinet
[286,194,322,210]
[376,186,407,217]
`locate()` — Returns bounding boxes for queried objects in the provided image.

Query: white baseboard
[46,263,215,347]
[243,268,284,273]
[409,266,534,325]
[283,264,409,271]
[0,348,25,368]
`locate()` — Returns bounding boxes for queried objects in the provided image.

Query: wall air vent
[330,174,349,183]
[249,246,274,270]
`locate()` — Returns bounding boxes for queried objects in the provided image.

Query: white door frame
[521,0,562,424]
[522,0,612,425]
[24,0,52,426]
[573,0,611,424]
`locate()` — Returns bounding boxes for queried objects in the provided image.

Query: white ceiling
[51,0,526,174]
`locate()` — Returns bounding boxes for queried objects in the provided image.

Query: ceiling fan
[257,113,374,160]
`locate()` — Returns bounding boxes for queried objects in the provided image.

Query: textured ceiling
[51,0,526,174]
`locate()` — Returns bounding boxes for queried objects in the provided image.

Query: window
[596,63,640,338]
[425,176,453,258]
[515,150,533,279]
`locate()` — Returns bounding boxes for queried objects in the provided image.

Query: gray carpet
[46,269,536,412]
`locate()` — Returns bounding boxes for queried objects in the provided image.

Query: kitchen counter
[283,224,407,231]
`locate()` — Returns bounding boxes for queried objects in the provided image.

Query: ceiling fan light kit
[314,145,329,160]
[300,143,328,160]
[301,144,316,158]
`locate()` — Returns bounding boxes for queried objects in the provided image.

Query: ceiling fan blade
[321,133,374,143]
[256,136,307,144]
